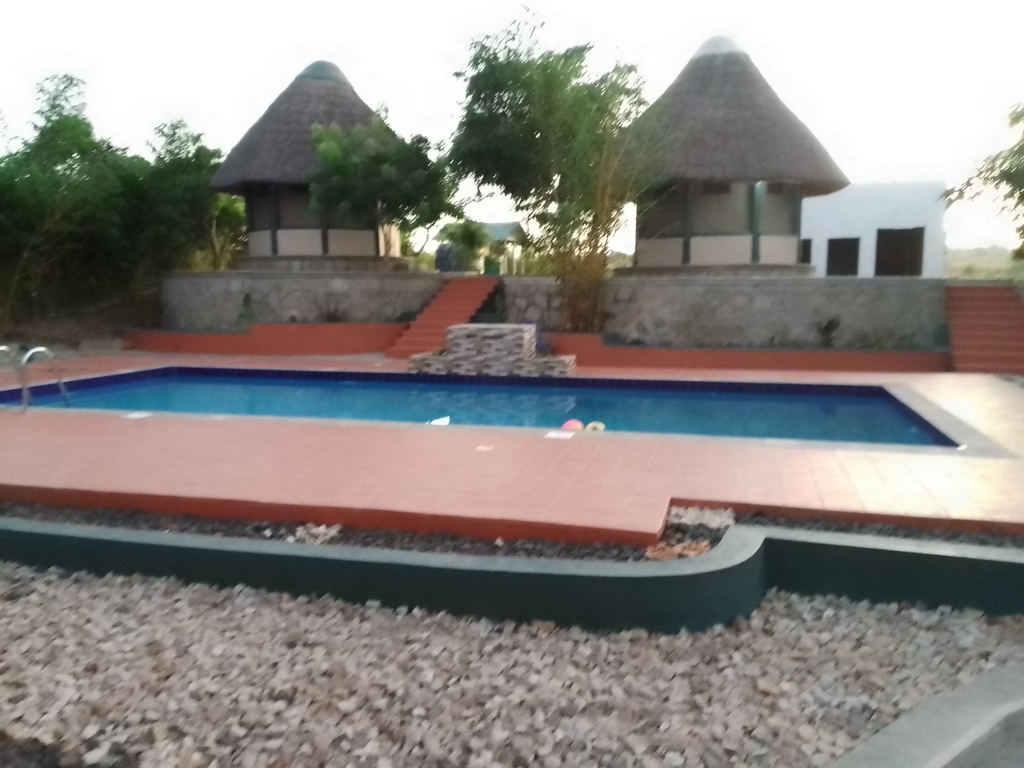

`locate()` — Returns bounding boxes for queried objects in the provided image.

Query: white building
[800,182,947,278]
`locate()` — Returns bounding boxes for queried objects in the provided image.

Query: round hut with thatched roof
[212,61,400,264]
[631,37,848,270]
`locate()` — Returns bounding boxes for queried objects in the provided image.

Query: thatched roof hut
[212,62,400,261]
[211,61,375,194]
[631,38,848,271]
[633,37,848,197]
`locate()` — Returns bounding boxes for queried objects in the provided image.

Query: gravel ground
[0,502,725,563]
[0,563,1021,768]
[735,511,1024,549]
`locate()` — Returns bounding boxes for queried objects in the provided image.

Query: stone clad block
[412,323,572,378]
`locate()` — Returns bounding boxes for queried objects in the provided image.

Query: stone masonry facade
[161,273,443,331]
[504,277,949,350]
[161,272,950,351]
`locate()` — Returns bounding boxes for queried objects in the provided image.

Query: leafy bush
[0,76,242,328]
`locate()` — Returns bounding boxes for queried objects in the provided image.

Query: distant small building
[211,61,399,262]
[481,221,526,274]
[480,222,526,245]
[799,182,946,278]
[631,37,848,270]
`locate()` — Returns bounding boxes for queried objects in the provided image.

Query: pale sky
[1,0,1021,249]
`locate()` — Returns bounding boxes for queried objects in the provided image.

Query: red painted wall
[549,334,951,373]
[124,324,406,356]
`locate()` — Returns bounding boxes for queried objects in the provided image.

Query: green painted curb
[760,525,1024,616]
[0,519,1021,632]
[0,518,766,633]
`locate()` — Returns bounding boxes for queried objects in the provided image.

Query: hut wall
[249,231,274,258]
[328,230,378,257]
[759,236,800,265]
[635,238,683,268]
[690,236,752,265]
[691,183,750,235]
[277,230,323,256]
[278,188,321,228]
[761,189,799,235]
[636,185,686,239]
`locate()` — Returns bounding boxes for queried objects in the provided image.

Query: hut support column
[749,182,765,264]
[792,184,802,240]
[682,182,693,266]
[270,185,280,257]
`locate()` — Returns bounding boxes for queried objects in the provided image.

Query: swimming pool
[7,366,957,447]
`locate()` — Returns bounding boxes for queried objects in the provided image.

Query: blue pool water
[18,367,957,447]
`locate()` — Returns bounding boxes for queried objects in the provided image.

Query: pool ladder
[0,345,70,410]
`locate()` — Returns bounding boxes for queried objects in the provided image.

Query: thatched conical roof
[632,37,848,196]
[211,61,375,193]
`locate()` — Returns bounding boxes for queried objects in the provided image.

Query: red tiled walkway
[0,353,1022,544]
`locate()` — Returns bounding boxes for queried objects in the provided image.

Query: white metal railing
[0,345,70,410]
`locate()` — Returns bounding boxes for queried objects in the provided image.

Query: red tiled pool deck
[0,353,1021,546]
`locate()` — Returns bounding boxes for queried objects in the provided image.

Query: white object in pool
[429,416,450,426]
[122,412,152,419]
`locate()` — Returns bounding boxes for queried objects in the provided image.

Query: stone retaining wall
[161,272,951,350]
[161,272,443,331]
[504,277,949,350]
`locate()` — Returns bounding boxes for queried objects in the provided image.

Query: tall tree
[134,120,233,281]
[0,75,117,323]
[449,26,653,331]
[309,117,459,256]
[953,104,1024,260]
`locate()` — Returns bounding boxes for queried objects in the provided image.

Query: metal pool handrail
[7,346,71,410]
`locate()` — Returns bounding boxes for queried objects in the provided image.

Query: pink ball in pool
[561,419,585,431]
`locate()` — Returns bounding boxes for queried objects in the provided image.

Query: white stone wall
[504,277,949,350]
[161,273,443,331]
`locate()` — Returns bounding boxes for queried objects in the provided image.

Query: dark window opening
[826,238,859,276]
[875,227,924,276]
[248,189,276,230]
[766,182,788,195]
[799,239,812,264]
[701,181,731,195]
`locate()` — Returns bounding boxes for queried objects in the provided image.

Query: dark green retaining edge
[0,519,1021,633]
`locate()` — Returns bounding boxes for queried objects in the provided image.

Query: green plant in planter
[817,316,841,348]
[238,293,256,326]
[395,309,419,324]
[315,294,349,323]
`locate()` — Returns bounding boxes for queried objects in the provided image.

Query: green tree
[134,120,233,280]
[953,104,1024,261]
[437,219,492,271]
[449,26,652,330]
[0,76,233,326]
[0,75,122,323]
[310,117,459,256]
[187,193,247,271]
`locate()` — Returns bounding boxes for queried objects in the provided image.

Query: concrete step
[954,354,1024,368]
[395,334,448,346]
[386,277,499,357]
[417,308,487,320]
[951,346,1024,357]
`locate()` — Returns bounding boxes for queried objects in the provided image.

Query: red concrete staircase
[947,285,1024,374]
[387,277,500,358]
